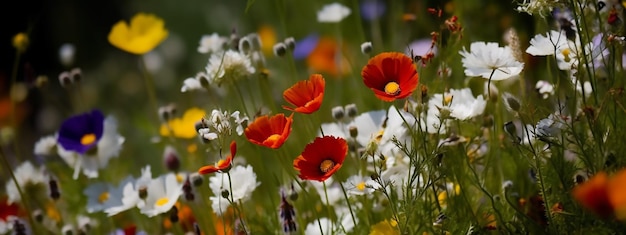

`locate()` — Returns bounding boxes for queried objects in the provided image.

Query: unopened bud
[49,178,61,200]
[33,209,44,223]
[69,68,82,83]
[12,32,29,53]
[62,225,74,235]
[370,173,379,180]
[502,180,513,191]
[289,191,299,201]
[502,92,521,113]
[361,41,372,54]
[238,36,252,55]
[190,172,204,186]
[284,37,296,50]
[59,71,72,87]
[221,189,230,199]
[273,42,287,57]
[331,106,345,120]
[345,103,358,118]
[138,187,148,199]
[349,126,358,138]
[163,146,180,172]
[169,206,179,223]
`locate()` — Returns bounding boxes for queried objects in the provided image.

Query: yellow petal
[160,107,206,139]
[107,13,168,55]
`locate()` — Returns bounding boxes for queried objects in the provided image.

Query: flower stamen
[384,82,401,96]
[81,133,97,145]
[319,159,335,173]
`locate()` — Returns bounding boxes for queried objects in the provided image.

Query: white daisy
[460,42,524,81]
[526,30,570,56]
[342,175,376,196]
[198,33,227,54]
[208,165,259,215]
[33,134,57,156]
[57,116,125,179]
[140,172,186,217]
[317,3,351,23]
[429,88,486,120]
[535,80,555,99]
[205,50,256,86]
[83,177,132,213]
[105,165,152,216]
[5,161,47,203]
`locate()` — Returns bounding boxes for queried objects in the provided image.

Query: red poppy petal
[229,140,237,158]
[572,172,614,217]
[198,165,219,175]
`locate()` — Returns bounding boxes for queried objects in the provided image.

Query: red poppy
[283,74,325,114]
[0,196,20,221]
[245,113,294,149]
[198,141,236,174]
[572,172,613,218]
[361,52,419,102]
[293,136,348,181]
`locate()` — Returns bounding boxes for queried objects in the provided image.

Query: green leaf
[245,0,256,13]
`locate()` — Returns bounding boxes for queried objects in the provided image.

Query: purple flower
[57,110,105,154]
[292,34,319,60]
[360,0,385,21]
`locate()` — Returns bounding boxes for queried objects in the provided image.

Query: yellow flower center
[81,133,97,145]
[217,159,227,166]
[356,182,366,191]
[561,48,571,62]
[384,82,401,96]
[320,159,335,173]
[266,134,282,143]
[176,173,184,183]
[444,94,453,106]
[98,192,110,203]
[187,143,198,153]
[375,130,385,143]
[156,197,169,206]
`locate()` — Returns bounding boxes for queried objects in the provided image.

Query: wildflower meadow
[4,0,626,234]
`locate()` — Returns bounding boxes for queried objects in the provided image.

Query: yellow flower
[108,13,168,55]
[257,25,276,55]
[160,107,205,139]
[12,32,29,53]
[369,219,400,235]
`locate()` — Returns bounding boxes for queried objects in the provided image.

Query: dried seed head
[331,106,345,120]
[345,103,358,118]
[361,41,372,54]
[284,37,296,50]
[273,42,287,57]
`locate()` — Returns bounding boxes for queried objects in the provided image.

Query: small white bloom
[140,172,186,217]
[59,43,76,67]
[536,114,567,137]
[208,165,260,215]
[230,111,249,136]
[5,161,46,203]
[57,116,125,179]
[205,50,256,86]
[83,178,130,213]
[181,78,202,92]
[526,30,570,56]
[304,217,332,235]
[460,42,524,81]
[317,3,351,23]
[198,33,227,54]
[429,88,486,120]
[516,0,556,17]
[342,175,375,196]
[34,135,57,156]
[105,165,152,216]
[535,80,555,99]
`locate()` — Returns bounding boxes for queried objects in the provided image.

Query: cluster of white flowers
[197,109,248,141]
[82,165,189,217]
[5,161,47,203]
[208,165,260,215]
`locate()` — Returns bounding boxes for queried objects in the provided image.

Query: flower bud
[169,205,179,223]
[49,177,61,200]
[344,104,358,118]
[273,42,287,57]
[69,68,82,83]
[502,180,513,191]
[59,71,72,87]
[349,126,358,138]
[163,146,180,172]
[221,189,230,199]
[502,92,521,113]
[284,37,296,50]
[12,32,29,53]
[138,186,148,199]
[190,172,204,186]
[361,41,372,54]
[331,106,345,120]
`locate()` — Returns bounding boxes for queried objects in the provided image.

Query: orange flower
[283,74,325,114]
[609,169,626,219]
[293,136,348,181]
[307,37,350,77]
[572,172,614,218]
[244,113,294,149]
[198,141,236,175]
[361,52,419,102]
